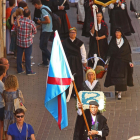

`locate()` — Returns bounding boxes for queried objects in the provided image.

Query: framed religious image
[77,91,106,112]
[94,0,116,7]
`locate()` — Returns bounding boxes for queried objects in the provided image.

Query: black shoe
[38,63,49,68]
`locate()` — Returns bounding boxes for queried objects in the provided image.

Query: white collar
[69,38,75,42]
[91,114,96,121]
[116,0,120,3]
[116,37,124,48]
[85,80,98,90]
[98,23,101,30]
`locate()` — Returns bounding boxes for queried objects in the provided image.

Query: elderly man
[0,58,9,83]
[73,101,109,140]
[62,27,87,97]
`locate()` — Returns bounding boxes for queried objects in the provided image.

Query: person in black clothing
[62,27,87,96]
[73,101,109,140]
[82,69,101,91]
[109,0,135,36]
[82,0,104,37]
[104,28,134,100]
[51,0,70,40]
[88,12,109,67]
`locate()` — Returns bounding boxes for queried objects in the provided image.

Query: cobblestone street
[7,0,140,139]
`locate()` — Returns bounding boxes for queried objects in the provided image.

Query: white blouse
[116,37,124,48]
[85,80,98,90]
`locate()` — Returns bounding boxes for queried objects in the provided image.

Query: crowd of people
[3,0,139,139]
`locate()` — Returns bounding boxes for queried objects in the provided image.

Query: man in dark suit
[73,101,109,140]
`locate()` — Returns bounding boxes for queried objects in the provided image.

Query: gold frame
[94,0,116,7]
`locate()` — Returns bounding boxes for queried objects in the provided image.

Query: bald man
[0,58,9,83]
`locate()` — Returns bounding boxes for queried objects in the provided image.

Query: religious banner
[77,91,106,112]
[94,0,116,7]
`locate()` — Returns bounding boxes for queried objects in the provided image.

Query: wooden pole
[96,31,100,57]
[72,81,92,140]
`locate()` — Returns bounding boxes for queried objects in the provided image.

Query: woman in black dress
[109,0,135,36]
[51,0,70,40]
[88,12,109,67]
[104,28,134,100]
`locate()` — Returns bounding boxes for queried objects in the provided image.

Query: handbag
[14,90,27,112]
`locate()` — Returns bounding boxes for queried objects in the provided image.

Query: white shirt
[77,110,102,136]
[85,80,98,90]
[109,0,125,10]
[116,37,124,48]
[70,38,87,63]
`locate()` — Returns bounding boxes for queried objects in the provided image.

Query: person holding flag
[44,30,74,130]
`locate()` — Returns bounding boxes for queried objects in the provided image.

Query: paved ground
[7,0,140,140]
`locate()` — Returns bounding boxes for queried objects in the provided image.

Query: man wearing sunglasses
[62,27,87,98]
[7,108,36,140]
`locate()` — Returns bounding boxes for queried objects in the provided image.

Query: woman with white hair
[82,69,101,91]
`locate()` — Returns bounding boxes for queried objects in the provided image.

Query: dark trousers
[17,45,32,74]
[40,32,51,65]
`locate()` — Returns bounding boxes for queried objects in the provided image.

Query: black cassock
[62,38,83,92]
[33,0,53,24]
[88,20,109,67]
[82,0,103,37]
[51,0,70,40]
[104,38,134,91]
[73,110,109,140]
[109,0,135,36]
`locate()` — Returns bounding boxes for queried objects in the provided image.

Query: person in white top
[62,27,87,97]
[109,0,135,36]
[104,28,134,100]
[73,101,109,140]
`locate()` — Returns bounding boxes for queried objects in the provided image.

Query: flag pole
[72,81,92,140]
[96,31,101,57]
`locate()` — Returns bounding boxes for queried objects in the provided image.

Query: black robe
[33,1,53,24]
[88,20,109,67]
[109,1,135,36]
[82,81,101,91]
[104,38,134,91]
[62,38,83,92]
[82,0,103,37]
[51,0,70,40]
[73,110,109,140]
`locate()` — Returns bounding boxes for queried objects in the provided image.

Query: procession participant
[88,12,109,67]
[77,0,85,24]
[104,28,134,100]
[62,27,87,96]
[51,0,71,40]
[73,101,109,140]
[109,0,135,36]
[130,0,140,19]
[83,69,101,91]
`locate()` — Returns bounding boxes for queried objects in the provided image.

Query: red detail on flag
[47,77,72,85]
[54,32,56,37]
[58,94,62,130]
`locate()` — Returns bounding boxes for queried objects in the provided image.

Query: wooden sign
[94,0,116,7]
